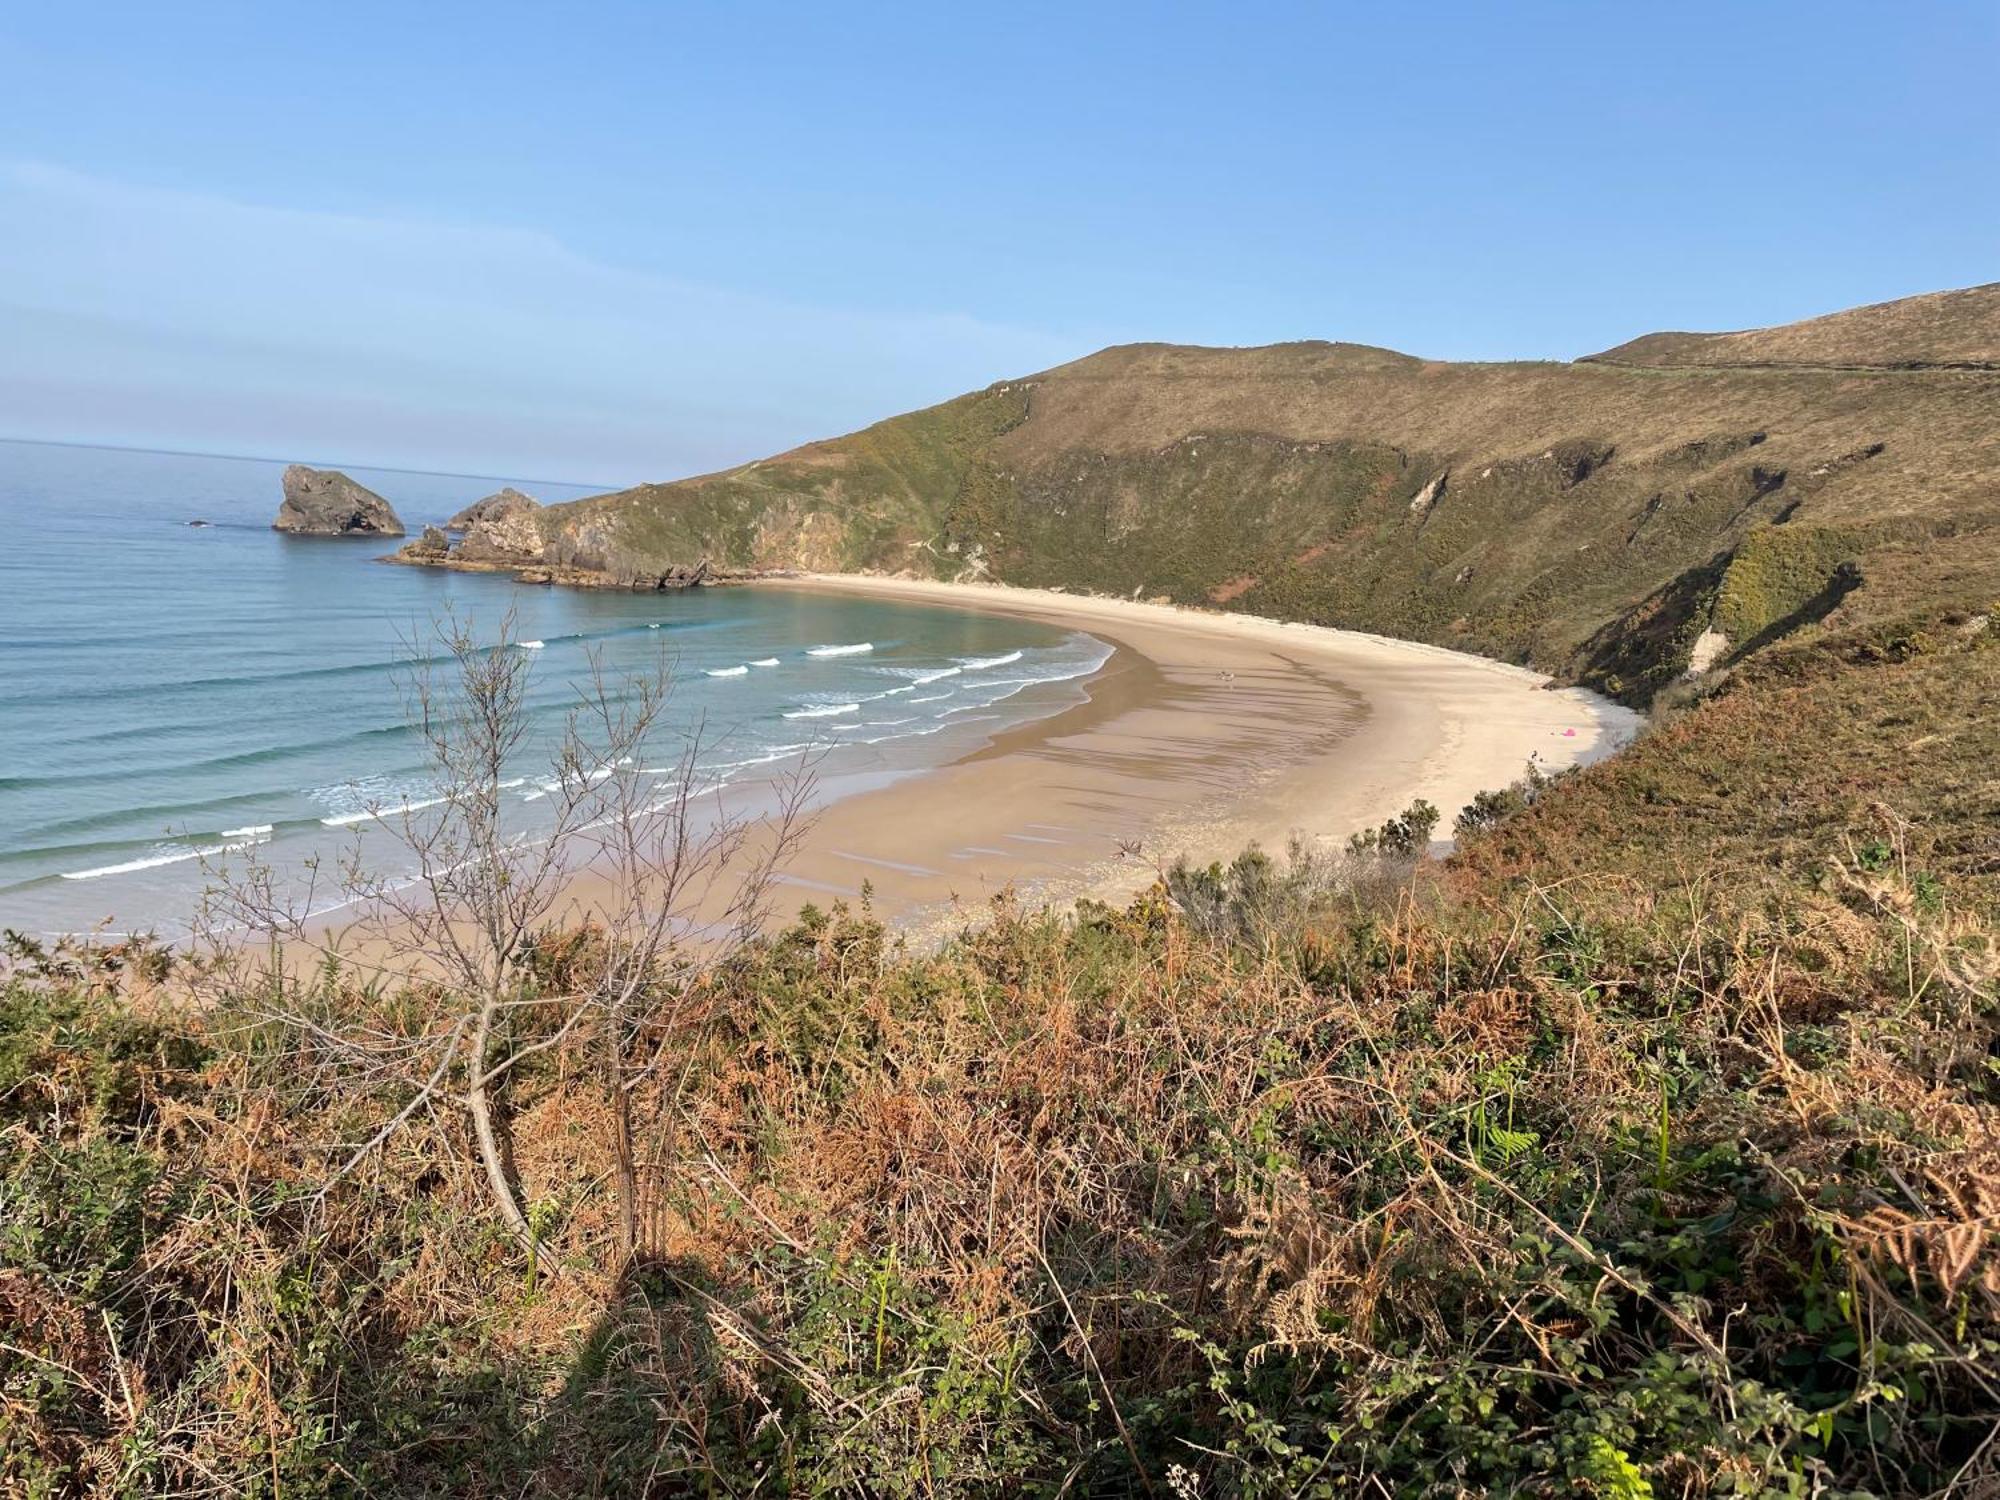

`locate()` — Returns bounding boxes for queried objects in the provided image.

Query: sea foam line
[784,702,860,719]
[61,828,272,882]
[807,642,873,657]
[320,794,451,827]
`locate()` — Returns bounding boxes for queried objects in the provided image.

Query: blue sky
[1,2,1993,484]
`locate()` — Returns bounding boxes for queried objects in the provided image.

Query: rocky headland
[390,487,758,589]
[272,465,406,537]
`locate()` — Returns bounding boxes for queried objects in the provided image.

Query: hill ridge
[443,283,2000,706]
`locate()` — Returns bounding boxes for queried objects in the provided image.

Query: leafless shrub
[193,609,814,1261]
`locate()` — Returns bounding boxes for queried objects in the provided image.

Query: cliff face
[455,491,544,563]
[534,286,2000,702]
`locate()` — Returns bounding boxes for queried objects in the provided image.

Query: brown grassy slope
[1452,607,2000,905]
[539,286,2000,701]
[1586,281,2000,369]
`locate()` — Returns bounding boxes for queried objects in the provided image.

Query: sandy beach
[286,575,1640,967]
[688,575,1642,934]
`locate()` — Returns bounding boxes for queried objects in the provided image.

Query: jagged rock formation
[455,491,545,563]
[445,487,538,530]
[273,466,405,537]
[527,284,2000,704]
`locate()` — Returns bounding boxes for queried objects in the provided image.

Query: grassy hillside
[539,285,2000,704]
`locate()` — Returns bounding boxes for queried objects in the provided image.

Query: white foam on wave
[62,827,271,881]
[784,702,860,719]
[749,657,781,667]
[909,666,961,684]
[708,741,813,772]
[516,759,623,801]
[320,794,449,827]
[705,665,750,677]
[518,640,545,651]
[807,642,873,657]
[908,692,954,704]
[957,650,1023,670]
[62,847,211,881]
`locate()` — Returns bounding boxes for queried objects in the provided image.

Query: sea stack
[272,465,406,537]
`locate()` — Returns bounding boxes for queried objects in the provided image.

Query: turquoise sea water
[0,440,1109,937]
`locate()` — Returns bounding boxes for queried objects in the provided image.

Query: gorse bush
[1346,798,1440,857]
[1454,759,1558,838]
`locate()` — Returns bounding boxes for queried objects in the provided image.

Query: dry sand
[720,575,1642,935]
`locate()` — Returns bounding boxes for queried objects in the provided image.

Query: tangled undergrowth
[3,613,1997,1497]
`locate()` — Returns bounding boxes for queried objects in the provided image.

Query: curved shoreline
[716,574,1644,933]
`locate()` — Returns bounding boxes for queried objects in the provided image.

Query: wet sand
[587,576,1643,937]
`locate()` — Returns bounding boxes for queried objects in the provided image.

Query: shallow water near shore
[0,441,1109,938]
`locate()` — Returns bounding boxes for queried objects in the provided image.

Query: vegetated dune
[529,283,2000,705]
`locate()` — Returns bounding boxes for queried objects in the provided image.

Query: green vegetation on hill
[537,285,2000,705]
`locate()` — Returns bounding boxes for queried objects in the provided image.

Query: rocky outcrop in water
[273,466,405,537]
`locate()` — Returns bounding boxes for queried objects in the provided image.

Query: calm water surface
[0,440,1109,936]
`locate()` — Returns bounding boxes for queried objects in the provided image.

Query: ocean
[0,440,1111,938]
